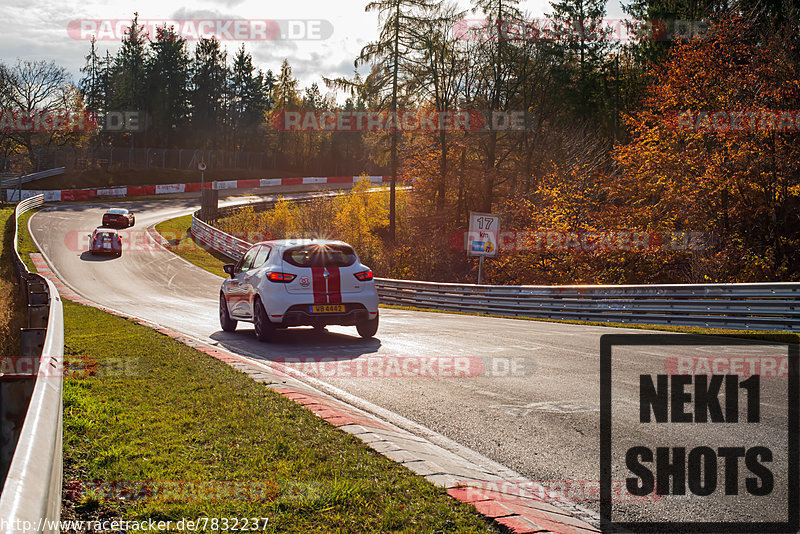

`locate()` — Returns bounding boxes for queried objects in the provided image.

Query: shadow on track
[79,251,119,262]
[210,326,382,363]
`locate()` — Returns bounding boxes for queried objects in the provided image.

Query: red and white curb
[12,175,390,202]
[30,246,600,534]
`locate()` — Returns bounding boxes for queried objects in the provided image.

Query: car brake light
[267,272,296,283]
[354,270,373,281]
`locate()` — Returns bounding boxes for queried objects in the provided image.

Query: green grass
[0,206,24,355]
[155,215,230,278]
[61,299,495,532]
[16,208,40,272]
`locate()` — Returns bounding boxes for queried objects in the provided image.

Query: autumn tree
[353,0,440,240]
[613,15,800,281]
[466,0,526,212]
[411,3,468,210]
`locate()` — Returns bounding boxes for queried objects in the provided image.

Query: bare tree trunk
[388,2,400,241]
[436,129,447,210]
[483,132,497,212]
[459,145,466,221]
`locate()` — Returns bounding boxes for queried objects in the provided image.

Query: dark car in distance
[102,208,135,228]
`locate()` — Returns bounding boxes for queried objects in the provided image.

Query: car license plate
[311,304,345,313]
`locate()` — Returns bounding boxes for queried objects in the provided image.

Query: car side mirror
[223,264,236,276]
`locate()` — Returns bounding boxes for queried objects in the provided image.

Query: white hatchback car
[219,239,379,341]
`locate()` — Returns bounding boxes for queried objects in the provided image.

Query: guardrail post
[20,329,45,361]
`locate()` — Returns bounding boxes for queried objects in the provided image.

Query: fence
[190,202,800,332]
[0,195,64,533]
[0,147,276,175]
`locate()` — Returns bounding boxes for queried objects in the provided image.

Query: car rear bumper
[91,247,120,254]
[279,303,370,327]
[102,218,128,227]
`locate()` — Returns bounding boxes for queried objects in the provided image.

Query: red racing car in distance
[89,227,122,257]
[102,208,135,228]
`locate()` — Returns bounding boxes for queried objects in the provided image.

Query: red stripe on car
[327,267,342,303]
[312,267,326,304]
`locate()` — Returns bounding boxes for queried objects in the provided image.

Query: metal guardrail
[189,188,385,260]
[1,167,65,191]
[191,215,252,260]
[0,195,64,533]
[375,279,800,331]
[190,200,800,332]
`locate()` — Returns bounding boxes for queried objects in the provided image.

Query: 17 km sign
[468,212,500,257]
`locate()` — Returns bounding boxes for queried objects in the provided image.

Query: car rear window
[96,232,115,239]
[283,244,356,268]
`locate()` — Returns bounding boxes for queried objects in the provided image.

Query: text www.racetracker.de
[3,517,270,532]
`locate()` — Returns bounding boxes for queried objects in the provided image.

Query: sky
[0,0,628,100]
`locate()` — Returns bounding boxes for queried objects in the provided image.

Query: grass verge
[155,215,793,341]
[62,299,495,532]
[154,215,230,278]
[16,207,40,272]
[0,206,24,356]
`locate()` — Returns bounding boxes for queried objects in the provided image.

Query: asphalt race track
[30,193,795,528]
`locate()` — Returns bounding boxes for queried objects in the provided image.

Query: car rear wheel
[356,312,379,339]
[253,298,275,342]
[219,293,237,332]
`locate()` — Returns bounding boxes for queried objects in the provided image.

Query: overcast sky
[0,0,627,100]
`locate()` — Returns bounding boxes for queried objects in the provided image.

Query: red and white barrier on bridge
[9,175,390,202]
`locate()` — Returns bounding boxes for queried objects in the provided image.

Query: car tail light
[354,270,373,281]
[267,272,296,283]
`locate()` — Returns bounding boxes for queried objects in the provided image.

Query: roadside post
[198,162,219,220]
[467,212,500,284]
